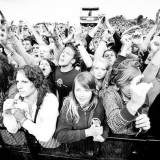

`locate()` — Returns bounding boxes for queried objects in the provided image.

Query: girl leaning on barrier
[55,71,109,143]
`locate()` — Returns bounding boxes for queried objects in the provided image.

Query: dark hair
[104,49,117,58]
[65,43,80,67]
[0,59,14,93]
[23,35,38,46]
[40,59,56,95]
[15,65,48,107]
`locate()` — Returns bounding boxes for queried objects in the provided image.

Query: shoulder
[70,68,80,75]
[103,86,121,105]
[43,93,59,105]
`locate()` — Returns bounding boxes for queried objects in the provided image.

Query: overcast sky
[1,0,160,25]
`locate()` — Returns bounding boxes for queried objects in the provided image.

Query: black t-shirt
[55,67,80,111]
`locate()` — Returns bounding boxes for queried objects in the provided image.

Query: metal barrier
[0,126,160,160]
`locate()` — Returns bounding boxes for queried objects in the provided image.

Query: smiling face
[16,70,37,98]
[39,60,52,77]
[74,80,92,107]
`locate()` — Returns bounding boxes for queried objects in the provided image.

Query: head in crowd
[39,44,53,60]
[91,58,111,81]
[111,59,141,98]
[22,35,37,54]
[65,72,98,123]
[39,59,56,77]
[58,43,79,68]
[131,43,139,55]
[32,43,40,55]
[15,65,48,107]
[103,49,117,66]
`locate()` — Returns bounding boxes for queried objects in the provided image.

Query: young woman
[103,59,152,136]
[3,65,59,148]
[55,72,109,143]
[39,59,56,95]
[91,58,111,98]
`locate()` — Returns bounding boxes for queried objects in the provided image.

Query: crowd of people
[0,8,160,151]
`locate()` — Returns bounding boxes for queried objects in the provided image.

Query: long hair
[15,65,48,108]
[40,59,56,95]
[110,59,141,88]
[64,72,98,123]
[0,58,14,93]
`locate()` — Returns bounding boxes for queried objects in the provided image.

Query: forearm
[89,25,100,38]
[77,45,92,68]
[143,49,160,83]
[30,27,45,45]
[144,24,158,47]
[4,45,26,66]
[3,115,20,134]
[11,36,37,66]
[94,40,107,59]
[57,129,86,143]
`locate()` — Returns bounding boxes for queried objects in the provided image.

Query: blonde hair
[92,58,111,72]
[91,58,112,91]
[111,59,141,88]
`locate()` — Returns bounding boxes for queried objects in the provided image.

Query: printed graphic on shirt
[56,78,67,87]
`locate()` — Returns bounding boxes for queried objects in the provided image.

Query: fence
[0,126,160,160]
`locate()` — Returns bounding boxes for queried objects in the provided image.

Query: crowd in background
[0,8,160,150]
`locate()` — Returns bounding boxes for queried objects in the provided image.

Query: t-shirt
[55,67,80,111]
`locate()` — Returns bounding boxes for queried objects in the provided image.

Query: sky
[0,0,160,25]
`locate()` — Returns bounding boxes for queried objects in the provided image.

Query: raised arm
[74,27,92,68]
[94,28,112,59]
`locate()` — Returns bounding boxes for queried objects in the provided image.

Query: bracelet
[20,118,27,126]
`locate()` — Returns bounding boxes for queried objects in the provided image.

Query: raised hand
[121,34,132,48]
[3,99,16,115]
[130,75,153,108]
[13,108,27,124]
[131,30,144,45]
[74,27,82,44]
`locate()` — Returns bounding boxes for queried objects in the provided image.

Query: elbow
[35,129,55,142]
[36,134,52,142]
